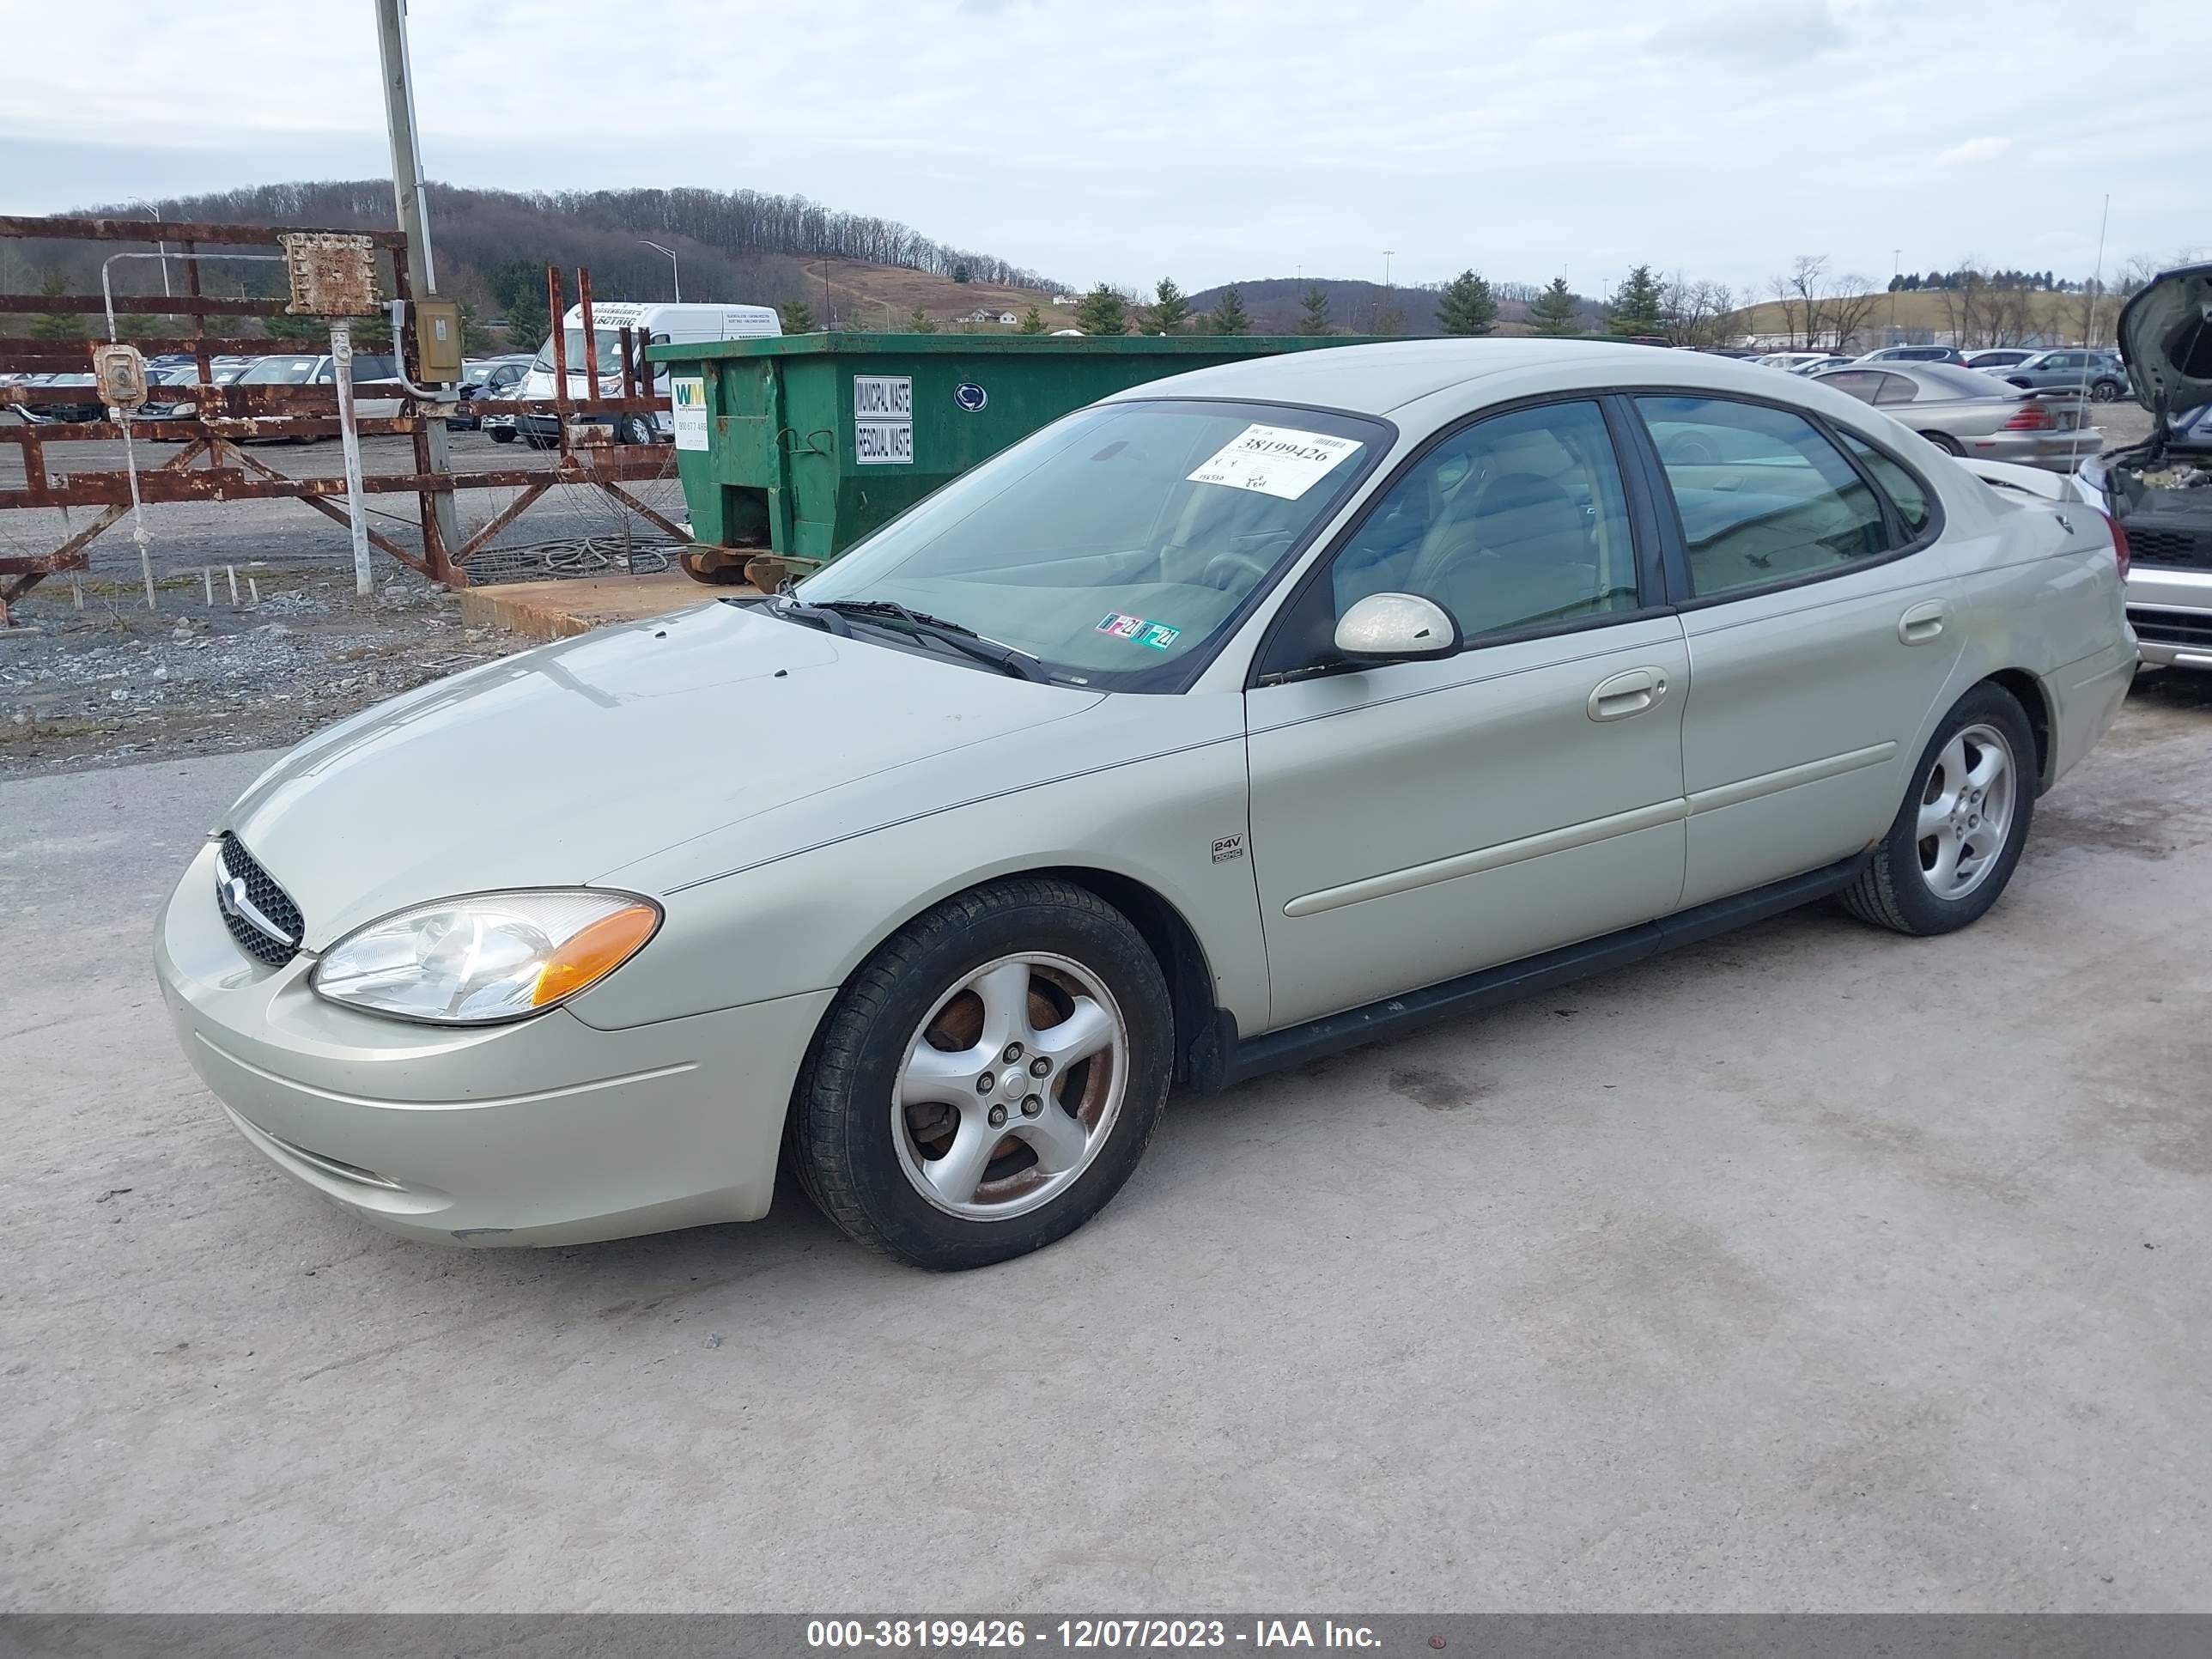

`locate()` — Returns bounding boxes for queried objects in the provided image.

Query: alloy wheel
[1916,722,2016,901]
[892,952,1128,1221]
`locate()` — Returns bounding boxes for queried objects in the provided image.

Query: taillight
[2002,402,2053,430]
[2100,509,2130,578]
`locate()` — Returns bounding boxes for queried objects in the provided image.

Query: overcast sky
[4,0,2204,299]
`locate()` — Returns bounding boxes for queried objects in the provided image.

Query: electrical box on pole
[413,298,465,381]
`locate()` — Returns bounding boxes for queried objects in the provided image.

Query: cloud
[1648,0,1844,65]
[1936,136,2013,167]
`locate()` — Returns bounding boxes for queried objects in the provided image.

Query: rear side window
[1838,431,1933,538]
[1636,395,1893,599]
[1819,371,1884,404]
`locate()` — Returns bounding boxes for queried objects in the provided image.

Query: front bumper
[2126,564,2212,672]
[155,841,835,1246]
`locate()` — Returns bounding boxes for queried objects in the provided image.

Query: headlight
[311,890,660,1024]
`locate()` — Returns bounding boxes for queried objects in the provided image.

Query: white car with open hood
[155,340,2136,1268]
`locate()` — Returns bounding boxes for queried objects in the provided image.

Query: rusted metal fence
[0,214,683,623]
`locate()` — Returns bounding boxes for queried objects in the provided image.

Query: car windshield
[240,357,320,385]
[793,398,1388,690]
[532,331,626,376]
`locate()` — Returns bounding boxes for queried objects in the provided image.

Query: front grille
[2130,608,2212,649]
[2128,526,2212,570]
[213,833,305,968]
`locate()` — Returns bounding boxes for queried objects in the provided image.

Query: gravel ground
[0,425,691,778]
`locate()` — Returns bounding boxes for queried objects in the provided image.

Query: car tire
[788,877,1175,1270]
[2090,380,2121,403]
[489,426,515,444]
[1841,683,2036,937]
[618,413,656,446]
[1919,431,1966,457]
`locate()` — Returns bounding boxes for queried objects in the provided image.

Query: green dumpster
[647,331,1368,585]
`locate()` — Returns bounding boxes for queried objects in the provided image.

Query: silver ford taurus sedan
[156,342,2136,1268]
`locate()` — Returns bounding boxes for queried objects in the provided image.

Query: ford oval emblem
[954,381,988,413]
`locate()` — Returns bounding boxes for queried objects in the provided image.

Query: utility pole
[1890,248,1899,341]
[641,240,681,301]
[374,0,461,574]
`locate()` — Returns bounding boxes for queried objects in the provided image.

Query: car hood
[221,600,1103,949]
[2117,261,2212,417]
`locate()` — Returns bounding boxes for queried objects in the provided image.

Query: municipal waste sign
[854,374,914,465]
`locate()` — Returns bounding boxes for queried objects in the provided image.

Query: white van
[514,301,780,447]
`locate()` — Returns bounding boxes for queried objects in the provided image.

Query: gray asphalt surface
[3,675,2209,1613]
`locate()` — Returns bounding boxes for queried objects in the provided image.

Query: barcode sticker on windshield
[1186,423,1362,500]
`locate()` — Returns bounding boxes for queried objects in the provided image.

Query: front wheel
[789,878,1174,1269]
[489,425,516,444]
[1841,684,2035,936]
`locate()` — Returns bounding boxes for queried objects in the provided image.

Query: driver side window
[1326,399,1640,641]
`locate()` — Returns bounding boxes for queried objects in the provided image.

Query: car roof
[1097,338,1701,416]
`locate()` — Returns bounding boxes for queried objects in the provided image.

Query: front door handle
[1899,600,1948,645]
[1588,666,1670,722]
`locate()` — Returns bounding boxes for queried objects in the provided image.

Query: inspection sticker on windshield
[1097,612,1181,650]
[670,377,708,451]
[1186,422,1361,500]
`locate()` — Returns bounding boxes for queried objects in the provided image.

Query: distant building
[998,312,1018,325]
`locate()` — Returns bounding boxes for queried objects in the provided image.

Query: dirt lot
[0,425,692,778]
[2,678,2208,1611]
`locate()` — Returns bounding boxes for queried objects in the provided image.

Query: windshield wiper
[809,599,1047,682]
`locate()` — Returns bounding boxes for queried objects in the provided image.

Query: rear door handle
[1899,600,1948,645]
[1588,666,1669,721]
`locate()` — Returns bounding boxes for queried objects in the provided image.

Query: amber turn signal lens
[532,904,659,1006]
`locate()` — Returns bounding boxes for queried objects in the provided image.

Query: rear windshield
[1917,365,2019,399]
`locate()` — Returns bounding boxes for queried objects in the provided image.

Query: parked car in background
[514,301,780,448]
[2004,349,2129,402]
[1856,344,1971,367]
[448,356,532,430]
[1755,352,1832,373]
[1964,349,2037,374]
[234,351,403,441]
[16,372,104,423]
[2071,262,2212,672]
[1815,362,2100,471]
[1789,356,1856,376]
[154,341,2133,1267]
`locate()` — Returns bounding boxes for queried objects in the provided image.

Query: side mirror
[1333,592,1461,664]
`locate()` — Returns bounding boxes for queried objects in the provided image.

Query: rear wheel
[2090,379,2122,402]
[1842,684,2035,936]
[489,425,516,444]
[1919,431,1966,457]
[789,878,1173,1269]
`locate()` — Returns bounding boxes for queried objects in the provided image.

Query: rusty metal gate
[0,213,684,623]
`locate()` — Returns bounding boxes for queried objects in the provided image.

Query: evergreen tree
[1436,269,1498,336]
[31,272,82,341]
[908,307,939,333]
[261,310,327,344]
[1295,286,1332,336]
[1150,278,1190,335]
[1607,264,1663,336]
[1073,284,1128,336]
[1017,305,1046,334]
[500,285,550,351]
[459,301,498,356]
[1206,285,1250,337]
[778,300,816,333]
[1530,276,1580,336]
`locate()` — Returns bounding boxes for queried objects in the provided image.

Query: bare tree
[1658,273,1735,348]
[1822,278,1881,353]
[1767,273,1803,349]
